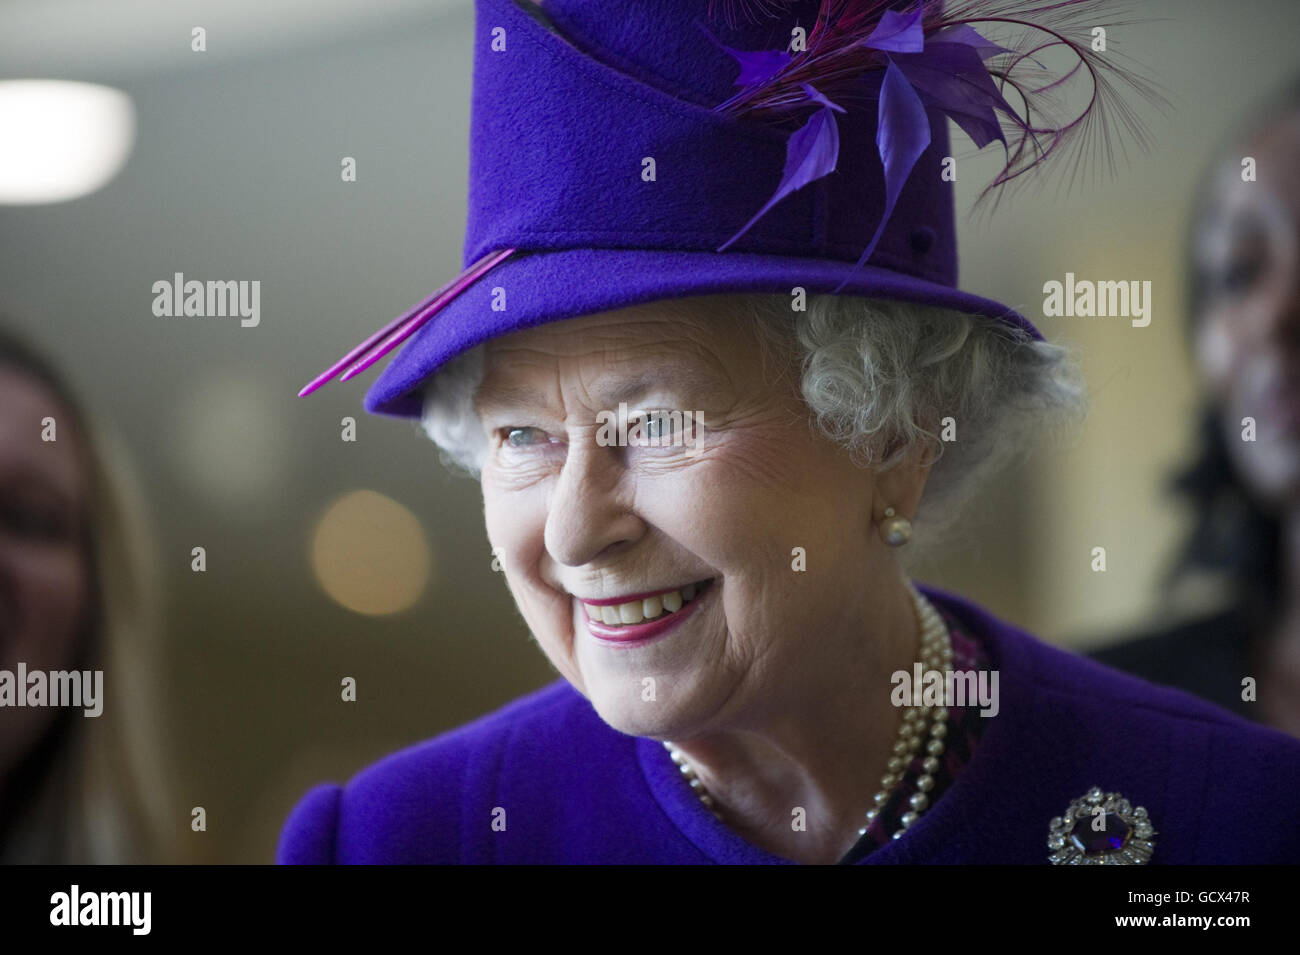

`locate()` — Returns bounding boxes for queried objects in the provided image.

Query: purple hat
[301,0,1147,417]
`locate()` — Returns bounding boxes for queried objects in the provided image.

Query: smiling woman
[281,0,1300,865]
[408,292,1080,864]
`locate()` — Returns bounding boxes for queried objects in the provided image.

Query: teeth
[585,581,709,627]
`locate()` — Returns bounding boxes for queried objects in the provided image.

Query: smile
[580,578,714,645]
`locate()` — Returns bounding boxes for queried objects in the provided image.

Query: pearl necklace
[663,581,954,845]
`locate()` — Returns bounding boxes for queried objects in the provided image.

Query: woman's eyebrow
[594,367,727,408]
[476,366,727,416]
[474,382,551,415]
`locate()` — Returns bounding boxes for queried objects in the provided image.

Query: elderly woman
[280,0,1300,864]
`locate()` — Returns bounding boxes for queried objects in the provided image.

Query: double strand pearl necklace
[663,581,954,844]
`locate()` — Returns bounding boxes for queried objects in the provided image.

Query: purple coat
[276,585,1300,864]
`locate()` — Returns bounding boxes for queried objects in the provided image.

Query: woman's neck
[666,572,921,865]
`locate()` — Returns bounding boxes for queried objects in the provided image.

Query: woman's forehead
[481,300,752,371]
[474,301,757,411]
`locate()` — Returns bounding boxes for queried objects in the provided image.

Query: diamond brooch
[1047,787,1156,865]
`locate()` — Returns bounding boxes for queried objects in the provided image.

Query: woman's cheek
[482,458,544,544]
[482,481,556,613]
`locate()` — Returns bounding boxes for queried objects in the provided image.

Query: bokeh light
[0,79,135,204]
[309,489,432,615]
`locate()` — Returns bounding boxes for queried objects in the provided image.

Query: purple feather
[798,82,847,113]
[707,0,1166,261]
[862,7,926,54]
[716,105,841,252]
[697,21,791,86]
[893,42,1016,149]
[833,56,930,290]
[928,23,1014,61]
[730,48,793,86]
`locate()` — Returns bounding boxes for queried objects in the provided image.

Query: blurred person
[1092,77,1300,738]
[279,0,1300,864]
[0,324,174,862]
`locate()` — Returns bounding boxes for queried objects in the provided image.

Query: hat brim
[363,247,1040,418]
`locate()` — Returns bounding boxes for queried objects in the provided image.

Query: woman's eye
[499,426,569,453]
[502,426,542,448]
[646,413,675,441]
[631,411,679,445]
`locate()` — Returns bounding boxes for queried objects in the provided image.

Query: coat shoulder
[959,592,1300,862]
[1029,620,1287,748]
[938,583,1293,752]
[276,680,588,864]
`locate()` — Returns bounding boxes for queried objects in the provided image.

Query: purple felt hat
[301,0,1138,417]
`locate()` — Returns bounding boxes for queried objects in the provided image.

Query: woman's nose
[543,438,643,569]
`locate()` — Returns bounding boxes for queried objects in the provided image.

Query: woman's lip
[579,578,712,606]
[583,581,713,646]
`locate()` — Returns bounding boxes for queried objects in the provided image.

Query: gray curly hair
[419,293,1084,553]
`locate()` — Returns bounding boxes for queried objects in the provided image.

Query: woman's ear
[872,438,935,524]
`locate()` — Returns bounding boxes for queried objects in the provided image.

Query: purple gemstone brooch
[1047,787,1156,865]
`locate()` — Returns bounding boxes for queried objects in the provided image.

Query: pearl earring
[880,506,912,547]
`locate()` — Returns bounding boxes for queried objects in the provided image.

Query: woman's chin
[582,686,659,737]
[581,676,717,740]
[581,687,679,739]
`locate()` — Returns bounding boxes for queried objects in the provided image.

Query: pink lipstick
[583,578,714,647]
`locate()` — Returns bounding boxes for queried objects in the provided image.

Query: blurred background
[0,0,1296,862]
